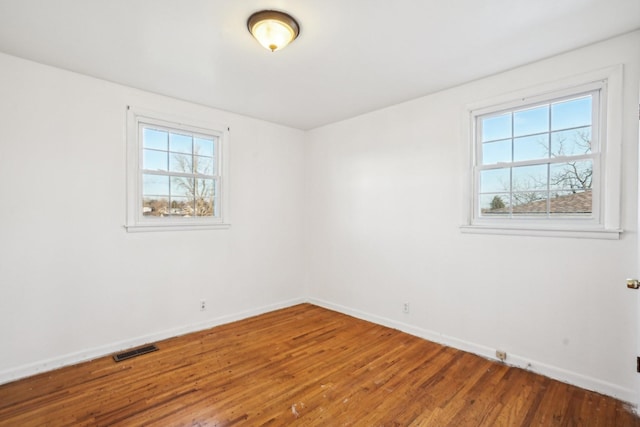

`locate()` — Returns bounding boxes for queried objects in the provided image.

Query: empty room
[0,0,639,425]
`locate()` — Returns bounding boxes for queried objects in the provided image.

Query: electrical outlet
[496,350,507,362]
[403,302,410,314]
[200,300,206,311]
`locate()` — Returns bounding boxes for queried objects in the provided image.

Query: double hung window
[476,88,599,220]
[463,67,623,239]
[126,108,230,232]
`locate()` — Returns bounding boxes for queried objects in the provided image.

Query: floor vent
[113,344,158,362]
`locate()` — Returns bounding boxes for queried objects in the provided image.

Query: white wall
[0,53,306,383]
[305,31,640,402]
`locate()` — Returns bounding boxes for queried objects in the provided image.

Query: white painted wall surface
[0,53,306,383]
[305,31,640,402]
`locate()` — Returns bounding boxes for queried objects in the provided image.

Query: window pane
[143,128,168,150]
[194,177,215,198]
[481,113,511,142]
[169,196,194,217]
[480,168,510,193]
[551,127,592,156]
[143,174,169,196]
[512,192,548,215]
[143,149,168,171]
[195,155,215,175]
[142,197,169,217]
[170,153,193,173]
[512,164,547,191]
[482,139,511,165]
[551,96,592,131]
[549,190,591,215]
[479,193,510,216]
[170,133,193,154]
[196,199,214,217]
[195,137,215,157]
[513,135,548,162]
[549,160,592,191]
[196,200,214,217]
[171,176,194,198]
[212,179,219,217]
[514,105,549,137]
[194,178,215,217]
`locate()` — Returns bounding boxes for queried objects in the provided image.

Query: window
[477,89,599,219]
[126,107,230,232]
[462,67,623,239]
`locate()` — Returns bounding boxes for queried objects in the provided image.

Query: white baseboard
[0,297,306,386]
[308,297,637,406]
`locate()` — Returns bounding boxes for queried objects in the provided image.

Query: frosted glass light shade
[248,10,300,52]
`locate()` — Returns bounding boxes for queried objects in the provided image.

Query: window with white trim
[477,86,599,219]
[126,107,230,232]
[462,67,623,239]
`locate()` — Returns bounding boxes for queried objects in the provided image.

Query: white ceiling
[0,0,638,130]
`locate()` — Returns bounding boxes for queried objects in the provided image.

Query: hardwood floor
[0,304,637,426]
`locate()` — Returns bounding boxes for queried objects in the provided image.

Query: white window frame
[126,106,231,232]
[461,66,623,239]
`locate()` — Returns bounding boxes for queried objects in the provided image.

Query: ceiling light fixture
[247,10,300,52]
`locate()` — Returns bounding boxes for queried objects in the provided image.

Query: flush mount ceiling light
[247,10,300,52]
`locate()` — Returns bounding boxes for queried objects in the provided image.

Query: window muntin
[474,89,600,221]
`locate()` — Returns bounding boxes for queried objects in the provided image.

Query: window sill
[460,224,622,240]
[125,222,231,233]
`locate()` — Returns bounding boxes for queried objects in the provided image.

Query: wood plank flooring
[0,303,637,426]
